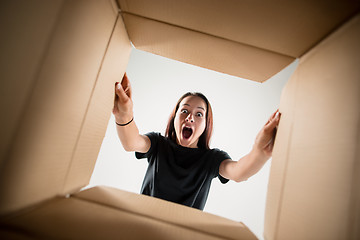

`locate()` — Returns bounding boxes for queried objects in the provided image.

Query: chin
[179,139,197,148]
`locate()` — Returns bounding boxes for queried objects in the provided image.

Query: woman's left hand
[253,109,281,157]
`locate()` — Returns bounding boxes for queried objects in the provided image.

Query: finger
[264,109,278,125]
[116,81,129,102]
[121,73,130,90]
[124,82,132,99]
[127,82,132,99]
[121,73,128,88]
[121,73,132,99]
[269,109,279,121]
[114,82,119,100]
[113,82,120,113]
[274,111,281,121]
[264,112,280,131]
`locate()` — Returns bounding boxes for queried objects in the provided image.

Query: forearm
[115,113,142,152]
[235,147,270,181]
[220,110,279,182]
[221,147,270,182]
[113,74,150,152]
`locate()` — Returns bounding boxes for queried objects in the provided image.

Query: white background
[88,49,298,239]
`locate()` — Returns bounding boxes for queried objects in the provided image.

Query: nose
[185,113,194,123]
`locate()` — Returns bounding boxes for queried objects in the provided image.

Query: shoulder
[209,148,231,160]
[135,132,165,159]
[143,132,166,143]
[144,132,174,149]
[144,132,162,138]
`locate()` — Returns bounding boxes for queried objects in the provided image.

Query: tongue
[183,128,192,139]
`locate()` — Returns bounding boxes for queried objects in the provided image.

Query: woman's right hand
[113,73,134,124]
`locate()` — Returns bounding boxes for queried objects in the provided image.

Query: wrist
[115,117,134,126]
[115,113,133,125]
[250,146,269,161]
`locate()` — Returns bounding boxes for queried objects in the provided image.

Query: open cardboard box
[0,0,359,239]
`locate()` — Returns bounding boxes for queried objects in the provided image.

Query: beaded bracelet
[115,117,134,126]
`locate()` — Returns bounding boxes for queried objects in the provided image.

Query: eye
[181,109,188,114]
[196,112,203,117]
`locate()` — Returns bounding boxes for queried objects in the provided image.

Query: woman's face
[174,96,207,148]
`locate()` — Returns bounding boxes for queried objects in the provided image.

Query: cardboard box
[0,0,359,239]
[265,13,360,240]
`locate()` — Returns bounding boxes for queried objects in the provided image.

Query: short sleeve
[135,132,160,161]
[212,149,231,184]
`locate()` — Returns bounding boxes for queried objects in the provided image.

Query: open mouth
[182,126,193,139]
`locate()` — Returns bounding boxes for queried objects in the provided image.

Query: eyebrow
[182,103,205,111]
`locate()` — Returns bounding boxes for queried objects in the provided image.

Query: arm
[219,110,281,182]
[112,73,151,153]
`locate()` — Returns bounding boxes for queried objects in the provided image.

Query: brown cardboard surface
[122,13,294,82]
[0,229,35,240]
[118,0,360,57]
[1,187,257,240]
[263,66,299,240]
[352,137,360,239]
[0,0,64,182]
[1,1,358,239]
[74,186,257,240]
[61,14,132,195]
[264,14,360,240]
[0,0,119,215]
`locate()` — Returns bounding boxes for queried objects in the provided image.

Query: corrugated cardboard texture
[0,186,257,240]
[264,14,360,240]
[0,0,129,215]
[118,0,360,81]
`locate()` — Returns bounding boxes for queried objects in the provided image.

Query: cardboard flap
[118,0,359,57]
[0,0,131,215]
[265,14,360,240]
[118,0,359,82]
[73,186,258,240]
[60,13,132,196]
[1,186,257,240]
[122,13,294,82]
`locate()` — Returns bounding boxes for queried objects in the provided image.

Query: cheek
[196,119,206,135]
[174,115,181,133]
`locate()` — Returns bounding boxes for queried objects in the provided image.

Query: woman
[113,73,280,210]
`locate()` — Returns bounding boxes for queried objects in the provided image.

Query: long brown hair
[165,92,213,149]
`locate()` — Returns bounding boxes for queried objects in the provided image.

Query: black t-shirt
[135,132,230,210]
